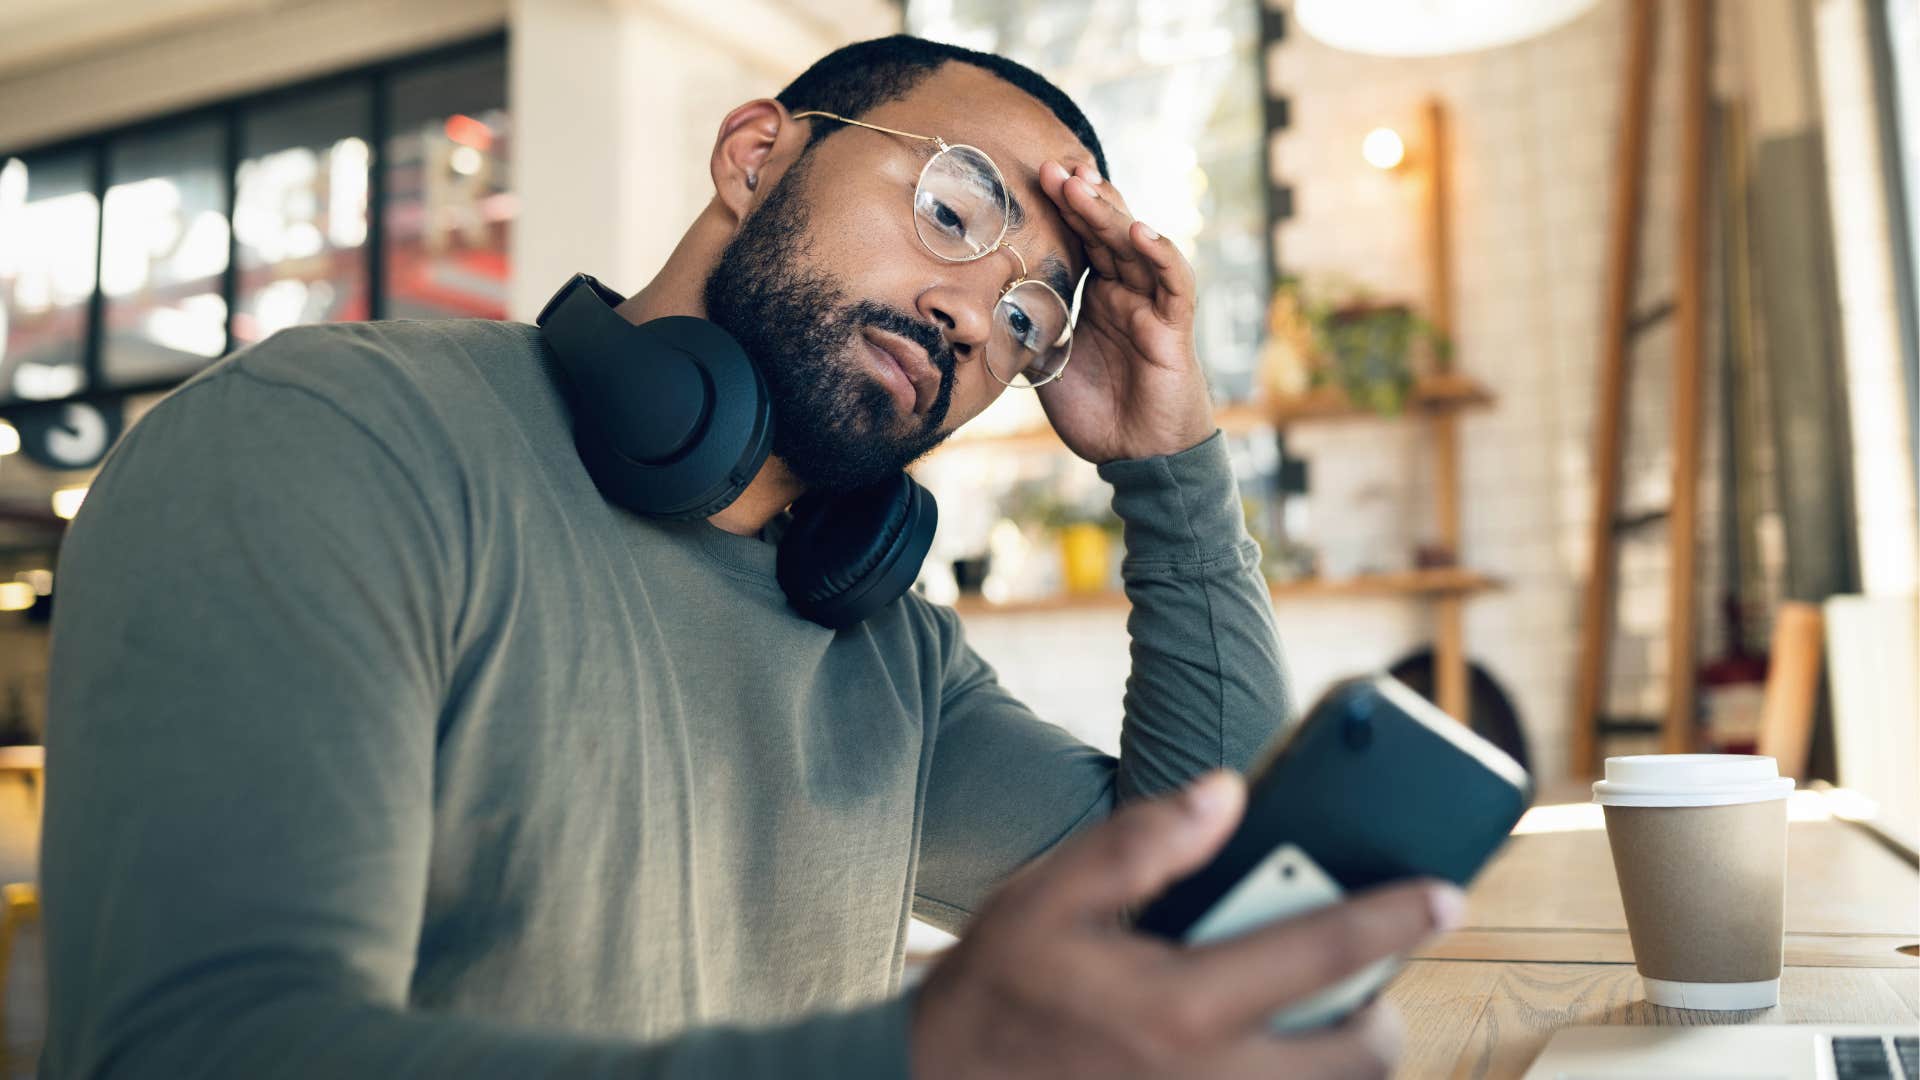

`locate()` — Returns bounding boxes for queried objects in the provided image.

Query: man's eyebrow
[1035,252,1075,303]
[936,142,1026,231]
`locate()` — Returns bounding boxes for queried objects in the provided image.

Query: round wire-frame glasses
[790,110,1077,388]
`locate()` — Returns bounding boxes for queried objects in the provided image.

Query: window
[100,120,231,386]
[383,52,513,320]
[0,31,507,412]
[0,151,98,404]
[232,85,373,348]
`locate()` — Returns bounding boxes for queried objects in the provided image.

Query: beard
[702,154,957,494]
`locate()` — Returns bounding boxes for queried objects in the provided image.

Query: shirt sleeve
[912,431,1292,933]
[41,360,912,1079]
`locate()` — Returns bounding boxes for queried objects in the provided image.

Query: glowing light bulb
[51,485,87,520]
[0,420,17,456]
[1362,128,1406,170]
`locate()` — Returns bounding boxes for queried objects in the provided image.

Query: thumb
[1026,770,1245,924]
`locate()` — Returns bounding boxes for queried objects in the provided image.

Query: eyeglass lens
[912,145,1072,387]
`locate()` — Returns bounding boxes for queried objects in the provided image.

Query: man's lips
[861,327,939,415]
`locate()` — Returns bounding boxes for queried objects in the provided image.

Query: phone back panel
[1137,675,1533,939]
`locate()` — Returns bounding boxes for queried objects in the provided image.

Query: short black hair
[775,34,1108,180]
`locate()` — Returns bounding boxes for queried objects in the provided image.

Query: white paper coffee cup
[1593,755,1794,1010]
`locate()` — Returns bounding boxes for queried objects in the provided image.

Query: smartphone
[1135,674,1534,1032]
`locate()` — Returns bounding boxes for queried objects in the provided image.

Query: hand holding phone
[1137,675,1533,1031]
[911,771,1462,1079]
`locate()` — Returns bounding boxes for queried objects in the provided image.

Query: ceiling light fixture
[1294,0,1601,58]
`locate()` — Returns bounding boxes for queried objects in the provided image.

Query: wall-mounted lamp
[1363,127,1407,170]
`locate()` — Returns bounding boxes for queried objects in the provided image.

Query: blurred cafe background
[0,0,1917,1069]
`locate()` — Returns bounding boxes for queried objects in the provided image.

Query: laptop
[1523,1025,1918,1079]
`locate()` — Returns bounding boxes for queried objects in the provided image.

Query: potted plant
[1000,481,1122,596]
[1260,277,1451,416]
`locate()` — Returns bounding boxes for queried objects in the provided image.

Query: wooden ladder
[1570,0,1715,778]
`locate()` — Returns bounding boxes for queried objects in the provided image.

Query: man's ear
[711,99,791,221]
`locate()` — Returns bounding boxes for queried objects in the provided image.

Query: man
[42,35,1458,1078]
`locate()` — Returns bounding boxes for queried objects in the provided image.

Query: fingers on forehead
[1015,173,1091,281]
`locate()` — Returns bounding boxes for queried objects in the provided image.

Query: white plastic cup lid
[1592,754,1795,807]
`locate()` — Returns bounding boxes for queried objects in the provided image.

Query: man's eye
[1001,301,1038,351]
[917,190,967,236]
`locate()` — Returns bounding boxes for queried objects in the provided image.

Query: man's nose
[918,281,995,364]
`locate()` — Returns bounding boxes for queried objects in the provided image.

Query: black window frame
[0,29,508,416]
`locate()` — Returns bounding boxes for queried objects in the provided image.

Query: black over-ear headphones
[535,273,938,630]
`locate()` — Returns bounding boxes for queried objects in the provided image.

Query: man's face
[703,63,1094,494]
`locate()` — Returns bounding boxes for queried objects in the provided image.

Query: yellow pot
[1059,523,1112,595]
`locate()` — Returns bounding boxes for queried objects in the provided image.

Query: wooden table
[1384,790,1920,1078]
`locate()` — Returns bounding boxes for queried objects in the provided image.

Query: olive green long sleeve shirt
[41,318,1290,1078]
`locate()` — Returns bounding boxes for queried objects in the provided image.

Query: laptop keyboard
[1832,1035,1918,1079]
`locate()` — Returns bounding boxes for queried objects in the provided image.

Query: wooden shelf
[947,567,1502,617]
[930,377,1494,456]
[1264,373,1495,425]
[933,402,1271,455]
[1266,567,1502,599]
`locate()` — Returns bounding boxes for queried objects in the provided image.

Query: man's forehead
[877,65,1096,178]
[861,67,1096,282]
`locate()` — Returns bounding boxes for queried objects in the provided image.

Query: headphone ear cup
[539,275,772,519]
[777,474,938,630]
